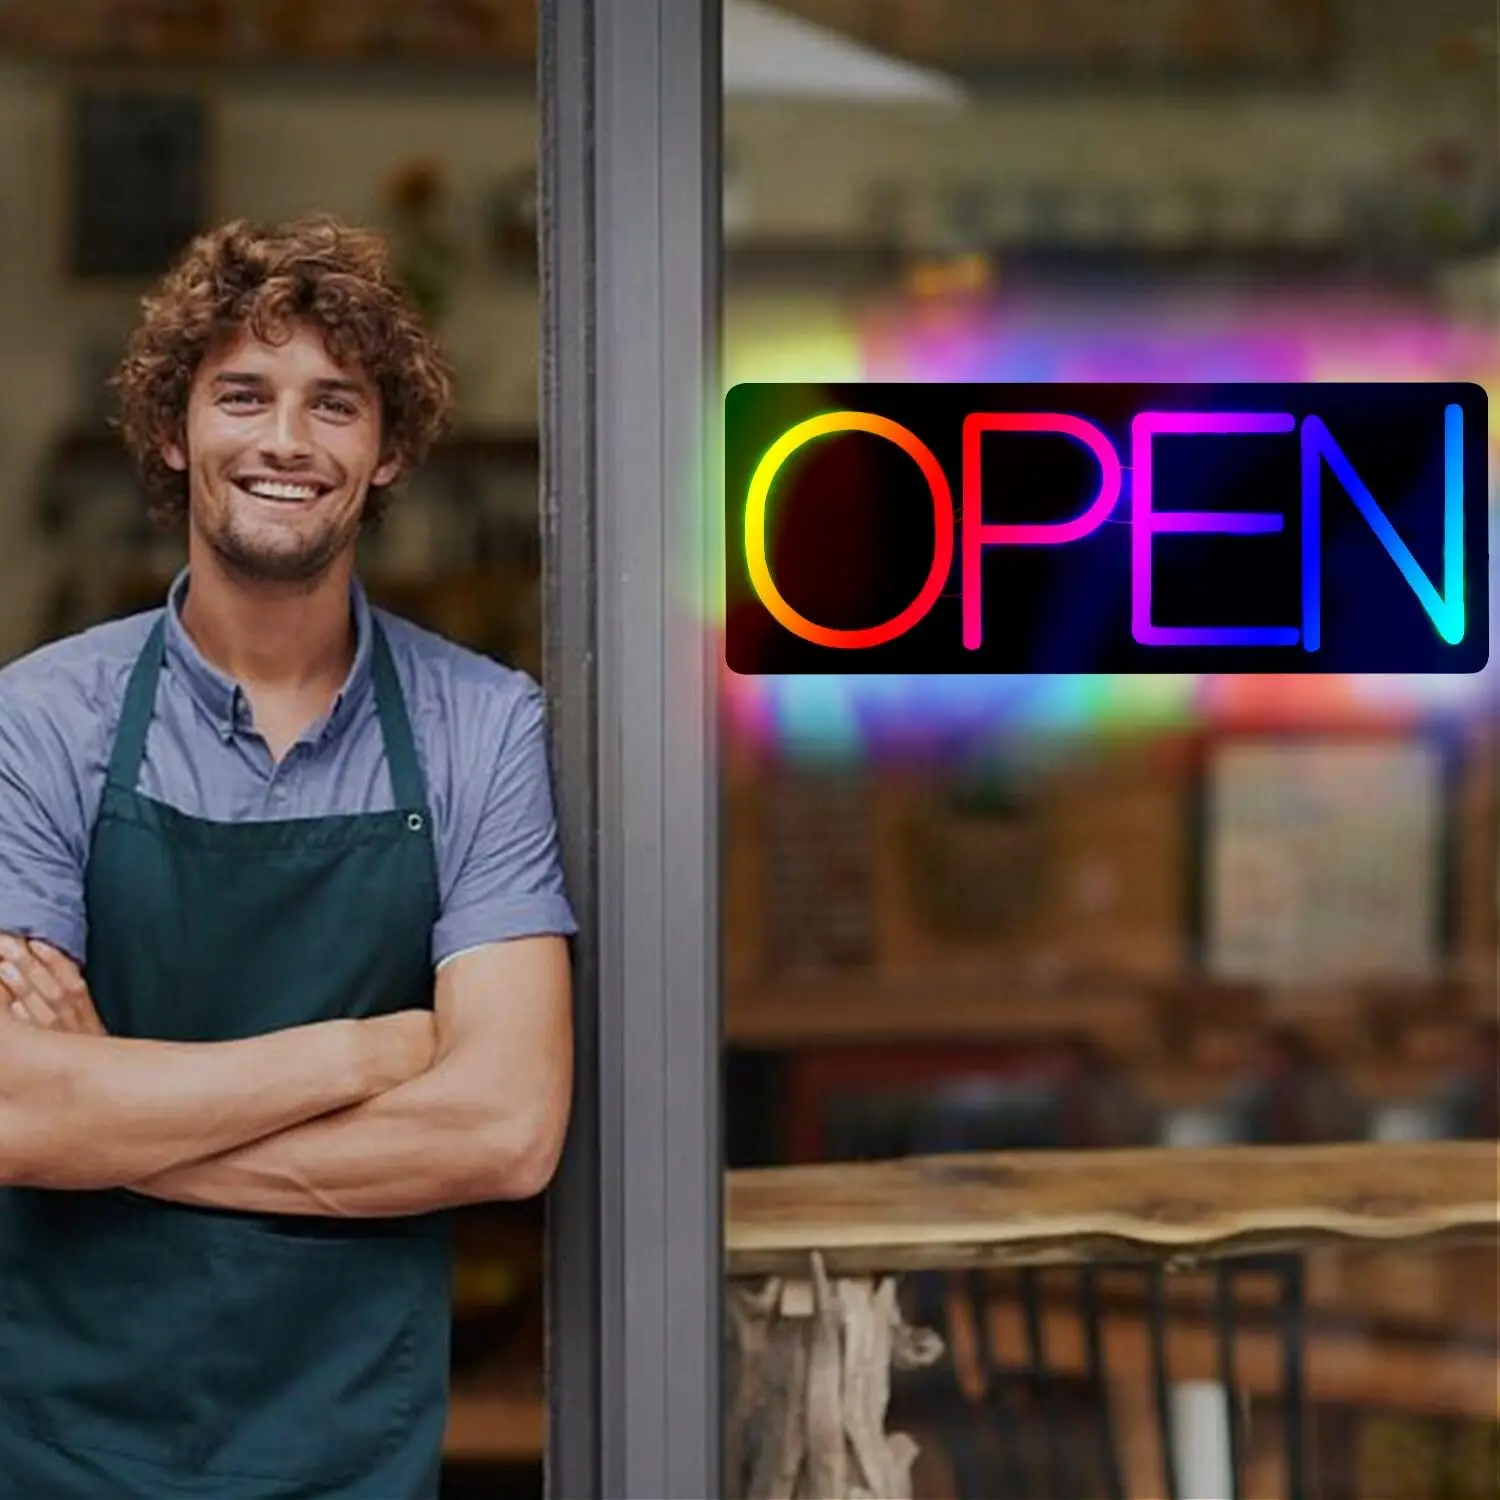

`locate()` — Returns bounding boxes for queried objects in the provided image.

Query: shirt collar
[162,567,376,744]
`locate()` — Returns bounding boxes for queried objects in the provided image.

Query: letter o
[743,412,955,650]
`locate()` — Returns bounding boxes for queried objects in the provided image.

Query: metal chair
[892,1254,1309,1500]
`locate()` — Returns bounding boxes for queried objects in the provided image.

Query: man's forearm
[0,1013,434,1190]
[133,1056,549,1217]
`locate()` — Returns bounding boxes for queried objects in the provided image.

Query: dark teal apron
[0,615,451,1499]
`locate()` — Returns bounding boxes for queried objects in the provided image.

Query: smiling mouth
[233,477,333,504]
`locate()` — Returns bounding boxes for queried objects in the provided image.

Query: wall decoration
[762,769,876,970]
[902,777,1045,942]
[1204,739,1449,983]
[70,91,209,278]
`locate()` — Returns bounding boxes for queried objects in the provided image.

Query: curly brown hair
[111,214,456,528]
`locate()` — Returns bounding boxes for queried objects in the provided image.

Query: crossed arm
[0,933,573,1215]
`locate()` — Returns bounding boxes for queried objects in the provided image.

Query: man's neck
[178,547,358,696]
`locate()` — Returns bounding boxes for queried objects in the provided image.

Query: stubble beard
[200,487,363,586]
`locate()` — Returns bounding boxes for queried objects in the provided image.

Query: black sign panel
[725,383,1488,676]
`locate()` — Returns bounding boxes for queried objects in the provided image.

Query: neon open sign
[725,383,1488,675]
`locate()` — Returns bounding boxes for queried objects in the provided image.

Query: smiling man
[0,215,576,1499]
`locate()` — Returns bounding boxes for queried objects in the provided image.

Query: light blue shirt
[0,571,577,970]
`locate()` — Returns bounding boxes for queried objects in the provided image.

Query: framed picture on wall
[1202,737,1451,984]
[70,90,209,278]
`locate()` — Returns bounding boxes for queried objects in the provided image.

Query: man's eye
[219,391,260,407]
[320,397,357,416]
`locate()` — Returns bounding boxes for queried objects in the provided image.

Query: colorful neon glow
[744,410,955,649]
[1131,411,1298,648]
[745,399,1470,663]
[1301,404,1466,651]
[720,288,1497,760]
[962,413,1122,650]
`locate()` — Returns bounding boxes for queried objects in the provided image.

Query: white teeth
[242,480,322,501]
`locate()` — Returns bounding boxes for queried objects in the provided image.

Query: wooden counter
[447,1143,1497,1467]
[724,1141,1498,1277]
[724,1142,1498,1497]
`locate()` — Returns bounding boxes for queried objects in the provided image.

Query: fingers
[1,972,60,1028]
[0,934,63,1005]
[26,940,104,1035]
[0,934,100,1034]
[8,993,59,1027]
[26,940,80,984]
[27,939,105,1036]
[0,934,58,1027]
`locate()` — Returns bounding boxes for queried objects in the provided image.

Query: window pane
[720,3,1498,1494]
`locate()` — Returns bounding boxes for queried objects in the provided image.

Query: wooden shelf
[726,970,1497,1064]
[0,1,537,64]
[726,974,1154,1051]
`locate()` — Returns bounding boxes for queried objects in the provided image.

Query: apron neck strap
[369,621,426,809]
[107,613,425,809]
[106,616,168,794]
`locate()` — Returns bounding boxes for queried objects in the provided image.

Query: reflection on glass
[721,2,1498,1495]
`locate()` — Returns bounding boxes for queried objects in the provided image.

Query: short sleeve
[0,688,89,963]
[431,682,577,968]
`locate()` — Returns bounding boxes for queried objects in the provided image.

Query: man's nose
[262,399,314,459]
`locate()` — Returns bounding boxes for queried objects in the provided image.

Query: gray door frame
[539,2,724,1497]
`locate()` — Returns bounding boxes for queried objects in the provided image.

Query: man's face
[163,321,401,585]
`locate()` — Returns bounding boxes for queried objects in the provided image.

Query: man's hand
[0,931,436,1085]
[0,940,438,1191]
[0,938,434,1084]
[0,934,106,1035]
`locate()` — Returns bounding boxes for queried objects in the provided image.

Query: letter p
[962,413,1121,650]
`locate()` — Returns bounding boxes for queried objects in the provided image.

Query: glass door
[717,5,1498,1498]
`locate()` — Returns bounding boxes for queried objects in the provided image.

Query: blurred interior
[0,1,1491,1497]
[717,3,1497,1496]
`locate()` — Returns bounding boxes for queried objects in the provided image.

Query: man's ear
[372,452,403,489]
[161,440,187,472]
